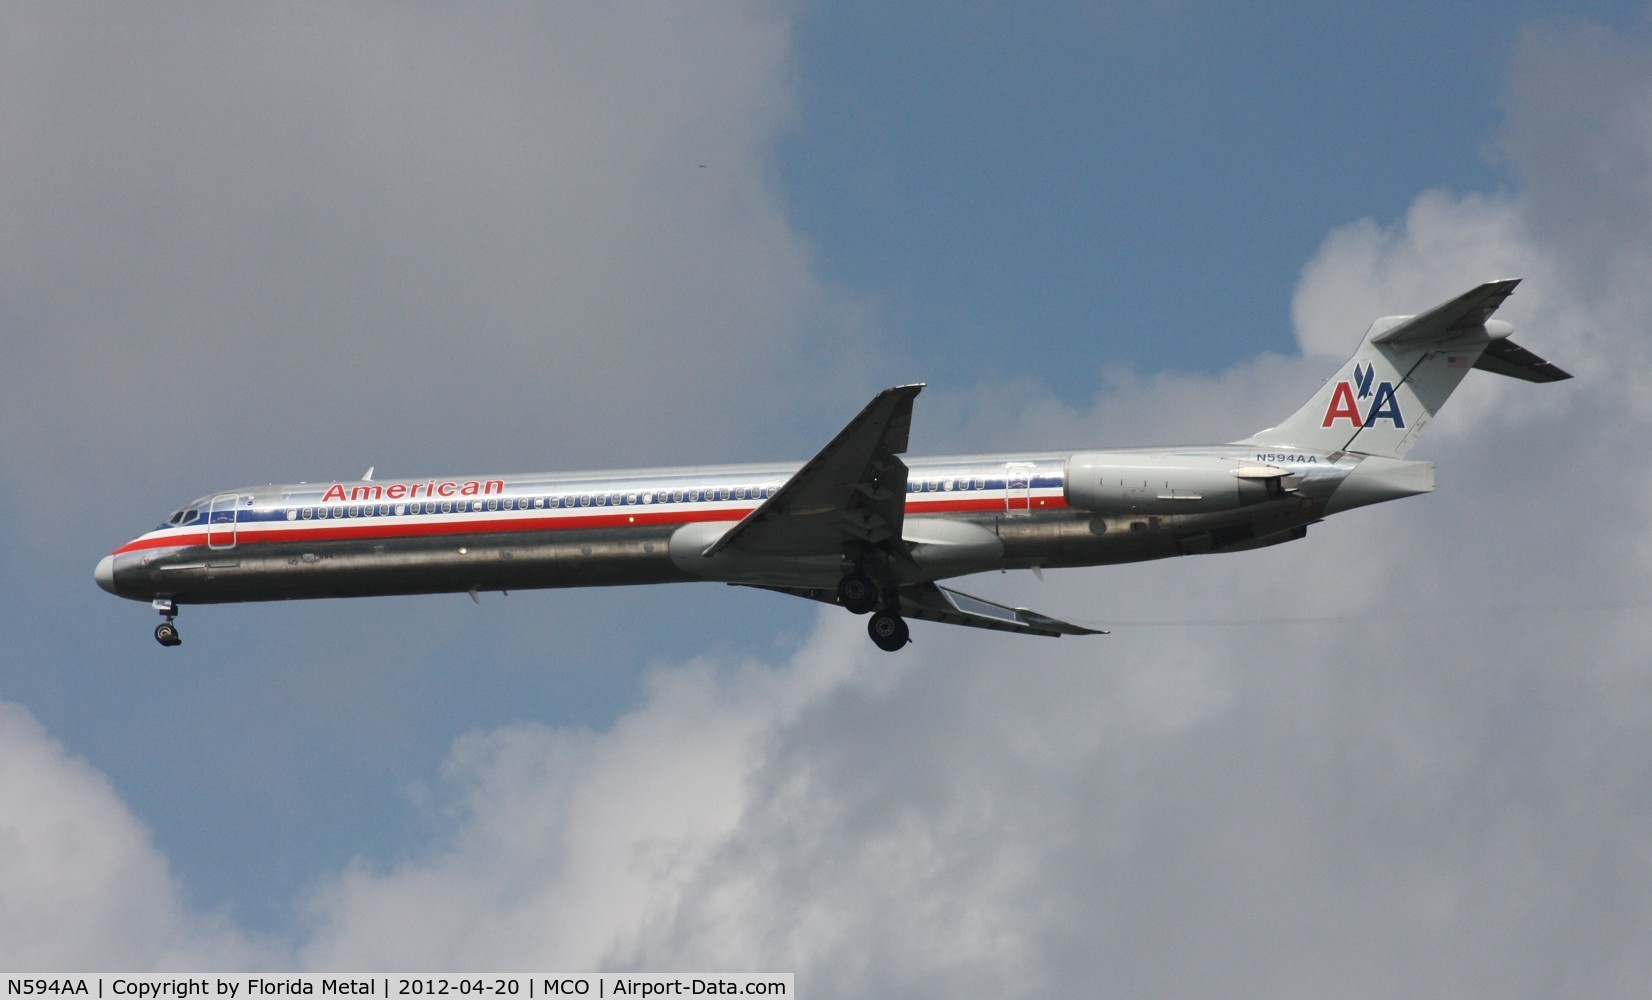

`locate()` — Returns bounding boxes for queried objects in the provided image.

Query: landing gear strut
[867,610,910,652]
[152,599,182,647]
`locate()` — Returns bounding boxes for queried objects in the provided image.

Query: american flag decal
[1447,355,1471,368]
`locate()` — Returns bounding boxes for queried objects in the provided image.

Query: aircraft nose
[95,554,117,594]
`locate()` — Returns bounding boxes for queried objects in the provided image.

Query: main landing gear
[152,599,182,647]
[838,571,911,652]
[867,610,910,652]
[836,571,879,615]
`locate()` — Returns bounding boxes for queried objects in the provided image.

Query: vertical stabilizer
[1243,280,1537,458]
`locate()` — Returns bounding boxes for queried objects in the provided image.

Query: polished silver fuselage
[97,445,1402,608]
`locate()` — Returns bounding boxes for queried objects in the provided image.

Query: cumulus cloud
[0,702,266,969]
[0,3,846,537]
[9,12,1652,1000]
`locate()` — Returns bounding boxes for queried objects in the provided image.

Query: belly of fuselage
[121,525,692,604]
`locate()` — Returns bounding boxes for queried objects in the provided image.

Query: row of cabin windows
[264,477,1005,522]
[281,485,780,521]
[912,477,989,492]
[203,475,1015,527]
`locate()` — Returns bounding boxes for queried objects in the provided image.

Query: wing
[746,581,1106,638]
[703,384,923,559]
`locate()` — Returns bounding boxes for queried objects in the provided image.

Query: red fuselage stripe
[110,495,1070,556]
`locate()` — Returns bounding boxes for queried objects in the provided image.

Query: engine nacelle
[1064,452,1277,514]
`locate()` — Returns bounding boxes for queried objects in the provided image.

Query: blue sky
[781,3,1556,390]
[4,2,1652,993]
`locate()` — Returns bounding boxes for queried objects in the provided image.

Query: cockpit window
[160,507,201,530]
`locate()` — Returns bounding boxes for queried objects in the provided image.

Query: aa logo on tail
[1322,362,1405,428]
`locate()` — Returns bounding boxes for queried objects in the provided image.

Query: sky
[3,1,1652,995]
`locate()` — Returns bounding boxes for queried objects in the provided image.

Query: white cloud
[0,702,266,969]
[0,3,848,540]
[293,625,871,970]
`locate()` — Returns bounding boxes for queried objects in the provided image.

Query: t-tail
[1244,279,1570,459]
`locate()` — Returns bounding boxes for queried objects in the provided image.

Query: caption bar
[4,977,791,1000]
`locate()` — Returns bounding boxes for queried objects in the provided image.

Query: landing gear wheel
[154,621,182,647]
[837,571,878,615]
[867,611,910,652]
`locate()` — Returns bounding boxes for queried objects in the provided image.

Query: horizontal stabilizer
[1370,279,1521,346]
[1473,338,1572,382]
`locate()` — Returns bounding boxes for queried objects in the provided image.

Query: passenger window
[735,486,747,500]
[626,493,638,505]
[286,509,297,521]
[487,499,499,511]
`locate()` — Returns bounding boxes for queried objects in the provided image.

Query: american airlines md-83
[97,281,1568,650]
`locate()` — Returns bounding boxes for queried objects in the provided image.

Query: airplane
[96,279,1569,651]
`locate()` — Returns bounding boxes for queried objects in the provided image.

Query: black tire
[837,571,878,615]
[154,622,181,647]
[867,611,909,652]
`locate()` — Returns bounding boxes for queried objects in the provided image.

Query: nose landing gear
[152,599,182,647]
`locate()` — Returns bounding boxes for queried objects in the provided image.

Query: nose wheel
[152,598,182,647]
